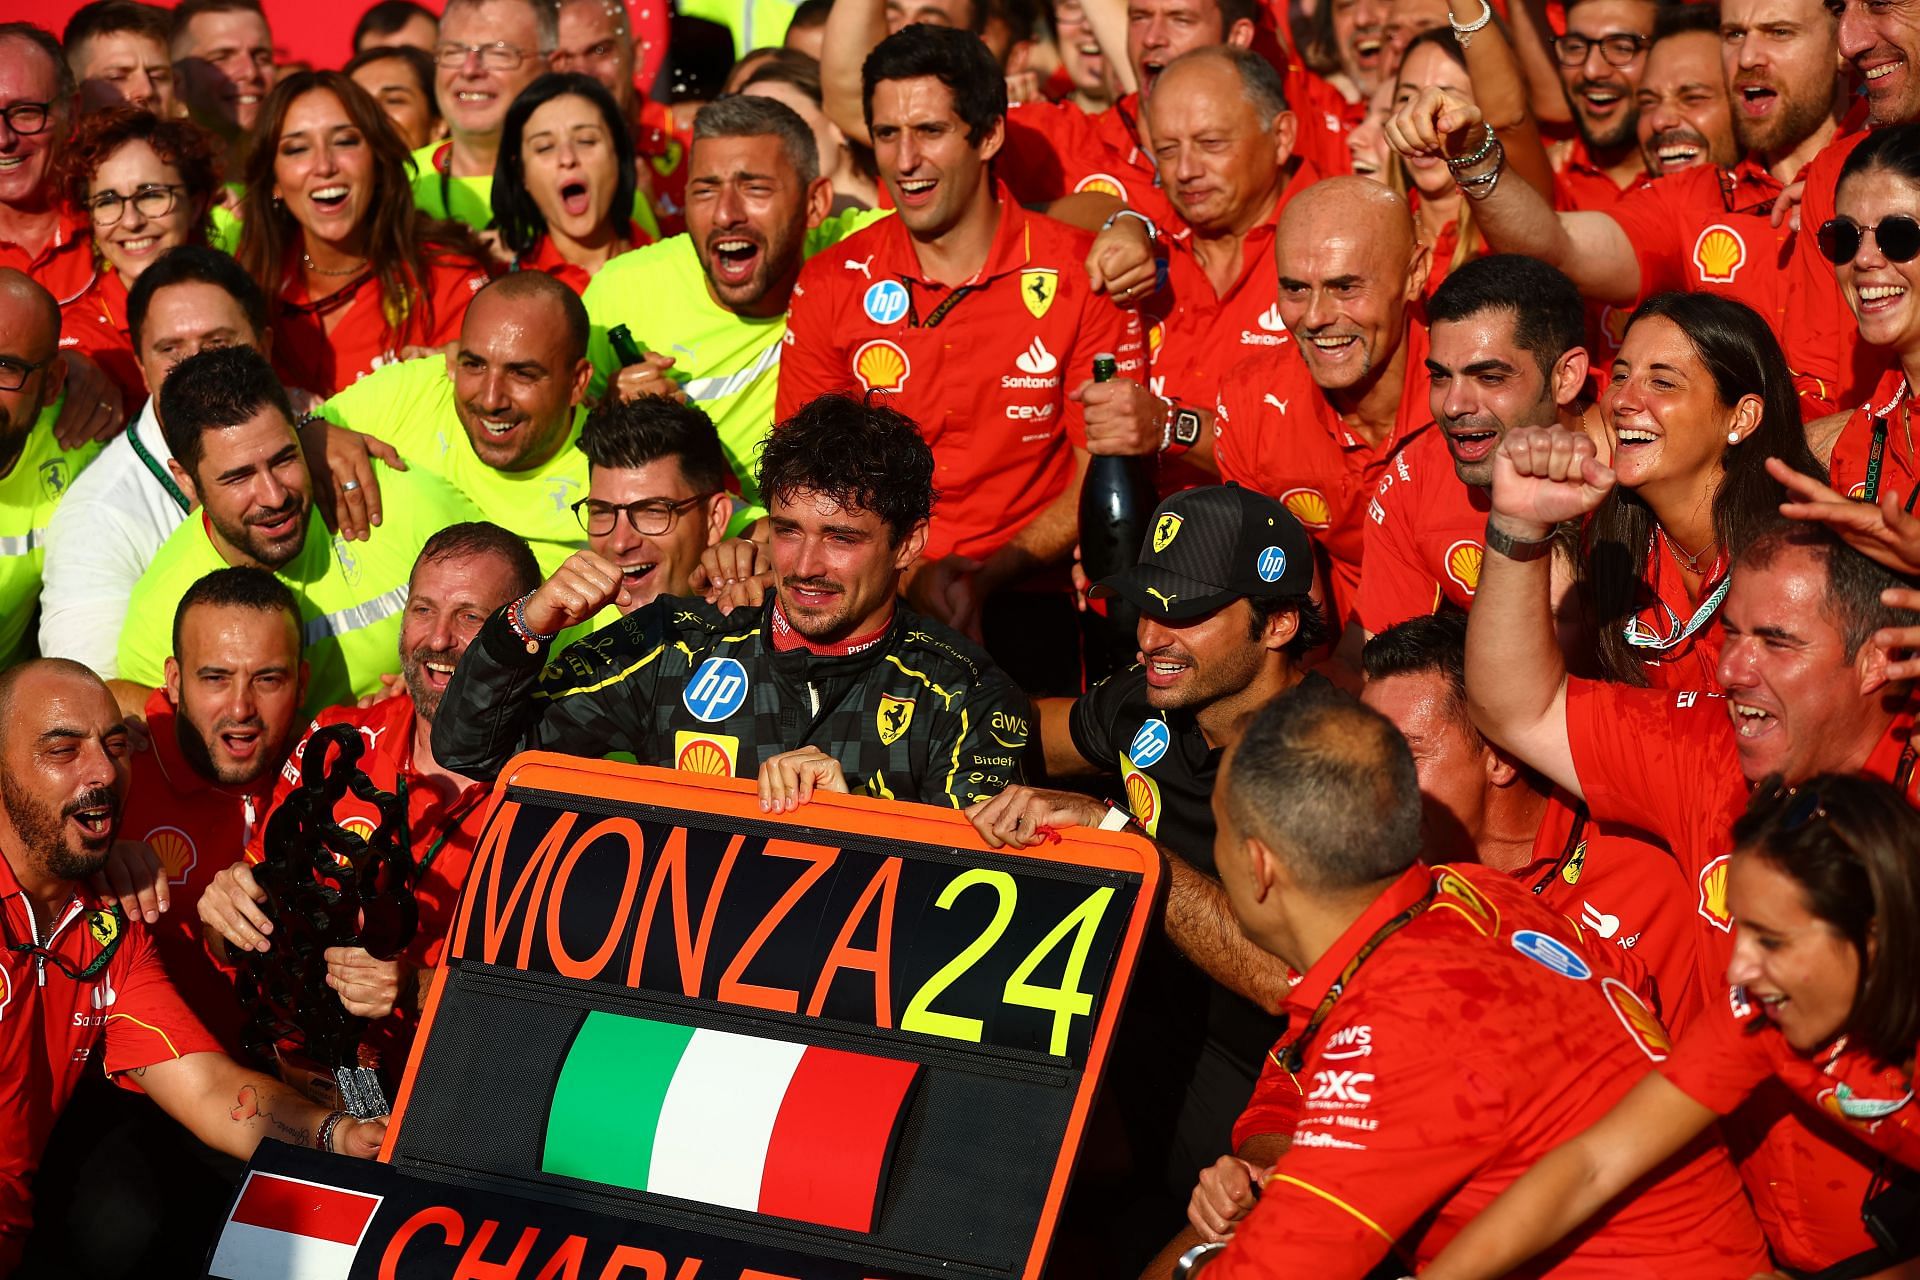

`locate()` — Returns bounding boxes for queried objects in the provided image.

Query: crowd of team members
[1,0,1919,1274]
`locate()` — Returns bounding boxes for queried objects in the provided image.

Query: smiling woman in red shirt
[1582,292,1817,692]
[56,108,223,409]
[236,71,492,397]
[1416,772,1920,1280]
[493,72,651,294]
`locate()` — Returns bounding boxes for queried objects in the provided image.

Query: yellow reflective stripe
[1263,1174,1394,1243]
[1262,1051,1302,1097]
[883,654,955,709]
[106,1012,183,1060]
[942,706,969,808]
[535,642,667,700]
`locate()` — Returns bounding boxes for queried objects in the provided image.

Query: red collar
[1281,862,1432,1022]
[873,179,1035,288]
[769,600,892,656]
[141,686,281,807]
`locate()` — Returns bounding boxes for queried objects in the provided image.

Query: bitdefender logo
[1002,336,1060,389]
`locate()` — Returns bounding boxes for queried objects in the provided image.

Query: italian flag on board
[543,1013,920,1232]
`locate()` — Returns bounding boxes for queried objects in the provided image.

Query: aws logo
[1445,539,1484,594]
[1280,487,1331,529]
[1692,224,1747,284]
[1697,853,1733,932]
[854,340,910,393]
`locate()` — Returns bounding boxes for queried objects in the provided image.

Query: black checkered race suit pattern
[435,595,1033,807]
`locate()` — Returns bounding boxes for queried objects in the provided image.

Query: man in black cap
[965,482,1324,1256]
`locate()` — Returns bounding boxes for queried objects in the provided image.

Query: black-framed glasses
[0,354,53,392]
[0,101,52,136]
[434,40,535,69]
[86,183,185,227]
[572,492,717,537]
[3,903,124,981]
[1757,779,1831,832]
[1817,214,1920,265]
[1552,32,1650,66]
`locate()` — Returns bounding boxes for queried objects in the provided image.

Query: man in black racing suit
[433,393,1033,808]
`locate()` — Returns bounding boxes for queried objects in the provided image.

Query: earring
[1727,430,1741,444]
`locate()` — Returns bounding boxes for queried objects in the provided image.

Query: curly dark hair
[756,393,936,542]
[58,106,222,244]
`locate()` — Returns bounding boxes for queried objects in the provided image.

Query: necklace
[302,250,367,277]
[1662,526,1717,575]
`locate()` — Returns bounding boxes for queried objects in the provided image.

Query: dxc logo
[1309,1070,1374,1105]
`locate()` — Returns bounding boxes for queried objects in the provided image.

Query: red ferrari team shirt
[270,249,492,397]
[1664,984,1920,1173]
[1784,129,1876,419]
[778,187,1145,563]
[1603,159,1790,336]
[1138,161,1319,410]
[0,854,221,1270]
[1524,794,1708,1035]
[1357,425,1486,634]
[1213,322,1432,628]
[1212,862,1767,1279]
[0,208,94,308]
[1564,678,1917,1269]
[1828,365,1917,503]
[118,688,275,1050]
[512,221,655,296]
[246,693,494,1071]
[1616,530,1727,692]
[1551,137,1644,212]
[57,268,144,412]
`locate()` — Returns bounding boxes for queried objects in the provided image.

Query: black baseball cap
[1093,483,1315,621]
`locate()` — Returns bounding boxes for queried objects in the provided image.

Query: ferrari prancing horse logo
[877,695,915,746]
[1021,270,1058,319]
[1152,513,1182,553]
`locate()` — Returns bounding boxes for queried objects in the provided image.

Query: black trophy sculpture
[237,722,418,1119]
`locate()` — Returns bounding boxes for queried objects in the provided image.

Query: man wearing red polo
[778,24,1143,676]
[1193,687,1767,1278]
[1358,255,1592,635]
[0,25,92,306]
[195,523,539,1084]
[1212,177,1430,631]
[115,568,307,1047]
[1468,424,1920,1273]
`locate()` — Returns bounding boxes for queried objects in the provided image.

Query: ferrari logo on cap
[1021,269,1058,318]
[1152,513,1182,553]
[876,694,915,746]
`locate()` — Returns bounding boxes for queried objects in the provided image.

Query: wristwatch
[1162,401,1204,455]
[1483,518,1555,562]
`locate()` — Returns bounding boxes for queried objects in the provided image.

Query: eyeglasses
[1817,214,1920,265]
[1552,32,1650,66]
[572,492,717,537]
[0,101,52,136]
[3,903,124,981]
[86,183,185,227]
[1757,779,1832,832]
[434,40,536,70]
[0,354,53,392]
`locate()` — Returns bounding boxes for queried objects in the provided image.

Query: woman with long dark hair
[57,107,224,406]
[237,70,491,395]
[1586,292,1818,688]
[492,72,647,293]
[1414,772,1920,1279]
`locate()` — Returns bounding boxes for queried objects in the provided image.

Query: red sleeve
[1657,987,1774,1117]
[1563,678,1739,853]
[58,307,145,411]
[1603,178,1693,299]
[1061,285,1145,449]
[1357,456,1439,635]
[1212,362,1266,490]
[1000,101,1086,206]
[419,255,493,347]
[1232,1050,1304,1151]
[246,718,321,866]
[103,924,223,1085]
[774,258,848,423]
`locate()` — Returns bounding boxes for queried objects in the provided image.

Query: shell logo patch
[1147,322,1164,355]
[1693,223,1748,284]
[1152,512,1182,553]
[876,694,915,746]
[854,339,911,392]
[1121,755,1163,836]
[1603,976,1672,1062]
[145,825,197,885]
[1446,539,1484,594]
[1021,269,1059,319]
[1697,853,1733,932]
[1602,305,1630,351]
[1849,481,1869,499]
[674,730,739,776]
[1074,173,1127,200]
[1280,487,1331,529]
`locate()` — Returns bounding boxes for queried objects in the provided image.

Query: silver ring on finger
[341,479,361,492]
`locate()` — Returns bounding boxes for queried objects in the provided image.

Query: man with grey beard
[195,523,540,1075]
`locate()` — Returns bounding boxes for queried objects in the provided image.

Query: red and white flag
[208,1171,382,1280]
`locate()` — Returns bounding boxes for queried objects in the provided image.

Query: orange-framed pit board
[205,753,1160,1280]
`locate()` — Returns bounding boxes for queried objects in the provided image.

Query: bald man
[1211,177,1433,634]
[315,271,594,574]
[0,659,382,1271]
[0,268,102,668]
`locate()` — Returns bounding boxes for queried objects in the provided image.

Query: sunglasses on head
[1818,214,1920,265]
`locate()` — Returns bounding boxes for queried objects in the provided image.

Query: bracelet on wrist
[1100,207,1159,242]
[504,590,547,654]
[1448,0,1492,46]
[1444,122,1498,171]
[315,1109,348,1153]
[1484,518,1556,562]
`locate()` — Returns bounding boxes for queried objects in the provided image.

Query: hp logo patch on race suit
[1128,719,1172,769]
[683,657,750,723]
[863,280,909,324]
[1511,929,1592,981]
[1256,547,1288,582]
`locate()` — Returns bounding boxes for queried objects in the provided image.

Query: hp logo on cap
[1256,546,1288,583]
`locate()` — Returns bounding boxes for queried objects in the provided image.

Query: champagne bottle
[1078,354,1157,682]
[607,323,646,367]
